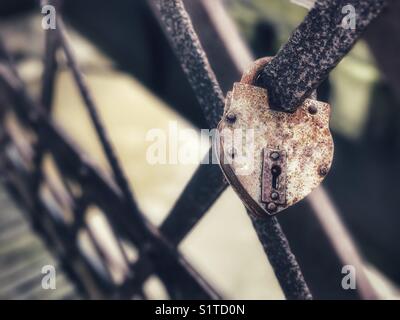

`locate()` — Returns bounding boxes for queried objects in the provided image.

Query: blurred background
[0,0,400,299]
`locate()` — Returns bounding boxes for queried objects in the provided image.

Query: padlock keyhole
[271,165,281,190]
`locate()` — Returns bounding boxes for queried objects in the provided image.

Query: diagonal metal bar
[55,19,219,298]
[160,162,227,245]
[119,158,227,296]
[148,0,312,300]
[40,30,59,111]
[40,0,63,111]
[55,17,134,272]
[0,0,380,300]
[144,0,378,299]
[0,36,221,300]
[249,213,311,300]
[56,16,141,224]
[173,0,377,299]
[55,18,174,288]
[307,188,377,299]
[256,0,390,112]
[148,0,224,129]
[32,11,60,196]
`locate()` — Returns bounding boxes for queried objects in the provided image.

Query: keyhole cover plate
[215,58,334,216]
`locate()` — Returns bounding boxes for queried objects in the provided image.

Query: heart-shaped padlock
[215,57,334,216]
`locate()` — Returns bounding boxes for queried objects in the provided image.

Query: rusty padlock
[215,57,334,216]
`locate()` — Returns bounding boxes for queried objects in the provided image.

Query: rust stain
[216,58,334,217]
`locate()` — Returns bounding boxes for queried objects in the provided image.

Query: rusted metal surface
[183,0,252,94]
[249,213,312,300]
[261,148,287,207]
[149,0,375,299]
[217,58,334,216]
[255,0,390,112]
[182,0,376,299]
[0,0,385,300]
[149,0,312,300]
[149,0,224,129]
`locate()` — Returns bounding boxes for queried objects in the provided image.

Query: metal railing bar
[249,213,312,300]
[54,17,222,298]
[40,1,60,111]
[185,0,377,299]
[56,17,141,225]
[40,38,58,111]
[183,0,252,93]
[255,0,390,112]
[119,160,227,296]
[148,0,311,300]
[308,189,377,299]
[32,17,60,205]
[0,149,114,297]
[0,39,222,299]
[160,164,226,246]
[148,0,224,129]
[0,0,380,300]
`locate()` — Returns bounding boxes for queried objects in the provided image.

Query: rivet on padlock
[215,57,334,217]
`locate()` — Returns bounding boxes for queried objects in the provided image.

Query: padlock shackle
[241,57,273,85]
[241,57,317,108]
